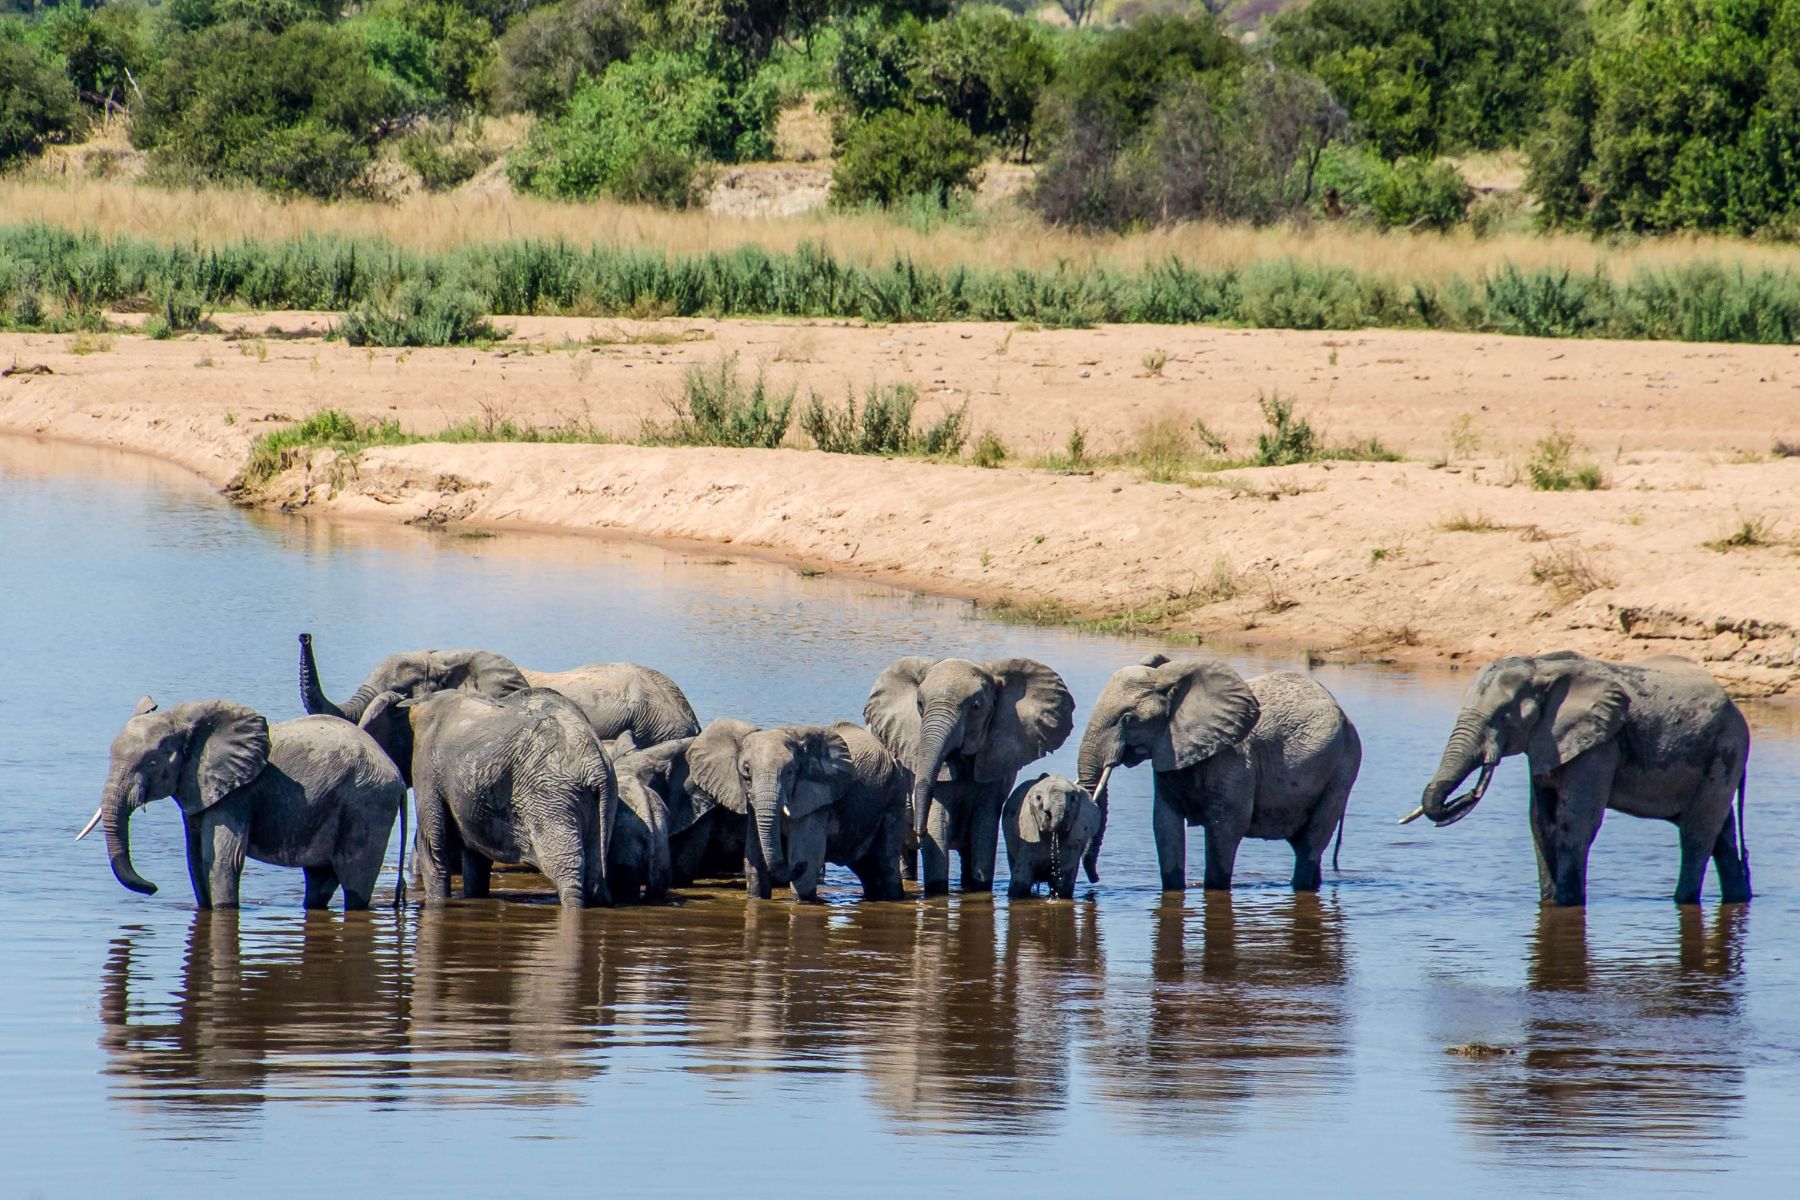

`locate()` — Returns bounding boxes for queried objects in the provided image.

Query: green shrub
[130,22,398,199]
[0,38,82,168]
[336,281,498,346]
[801,382,969,455]
[648,355,794,448]
[483,0,637,115]
[42,3,154,111]
[1253,393,1319,466]
[1526,428,1604,491]
[242,408,410,484]
[352,0,495,112]
[509,48,777,206]
[395,126,494,191]
[1318,147,1471,229]
[972,429,1007,468]
[831,108,982,208]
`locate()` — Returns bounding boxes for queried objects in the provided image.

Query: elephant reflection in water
[1448,906,1747,1159]
[1090,891,1350,1134]
[99,911,409,1114]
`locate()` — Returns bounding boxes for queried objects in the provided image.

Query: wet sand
[4,314,1798,695]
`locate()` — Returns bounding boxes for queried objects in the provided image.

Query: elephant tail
[1331,805,1346,873]
[392,792,408,911]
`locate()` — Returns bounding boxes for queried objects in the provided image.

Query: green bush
[1318,147,1470,229]
[352,0,495,113]
[509,48,778,206]
[801,382,968,455]
[336,280,499,346]
[395,125,494,190]
[130,22,398,199]
[1527,0,1800,235]
[483,0,637,115]
[241,408,410,484]
[831,107,982,207]
[1253,393,1319,466]
[166,0,345,34]
[649,355,793,448]
[41,4,155,110]
[0,37,82,167]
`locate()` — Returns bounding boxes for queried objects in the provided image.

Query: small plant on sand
[800,382,967,456]
[1437,509,1500,532]
[1527,428,1605,491]
[1772,439,1800,458]
[1254,393,1318,466]
[1448,413,1483,461]
[1530,545,1616,602]
[1199,555,1241,603]
[646,354,793,449]
[241,409,412,485]
[1705,515,1776,552]
[70,329,113,355]
[1193,417,1231,456]
[1066,425,1088,467]
[1142,349,1168,377]
[972,429,1008,468]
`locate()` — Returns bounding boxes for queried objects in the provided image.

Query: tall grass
[4,222,1800,343]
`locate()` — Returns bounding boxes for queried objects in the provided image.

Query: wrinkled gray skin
[612,736,747,886]
[360,687,616,907]
[85,697,405,910]
[1078,656,1361,893]
[596,734,675,903]
[1003,775,1102,900]
[299,633,698,769]
[1418,652,1751,906]
[687,719,906,902]
[865,657,1074,896]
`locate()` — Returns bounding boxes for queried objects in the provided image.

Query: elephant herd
[80,637,1755,913]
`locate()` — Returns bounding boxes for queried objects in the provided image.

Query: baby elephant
[361,687,616,907]
[80,697,406,910]
[1004,776,1102,900]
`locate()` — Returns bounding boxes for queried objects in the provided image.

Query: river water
[3,434,1797,1197]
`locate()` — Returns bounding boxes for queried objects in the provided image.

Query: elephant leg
[199,816,248,909]
[900,845,919,883]
[1710,807,1751,904]
[1529,779,1558,904]
[1287,784,1347,892]
[303,864,340,910]
[743,830,773,900]
[960,789,1001,894]
[460,849,493,899]
[1548,790,1604,908]
[1007,867,1036,900]
[183,814,212,909]
[414,782,456,902]
[920,798,953,898]
[1152,788,1187,892]
[1200,824,1241,892]
[1674,817,1713,907]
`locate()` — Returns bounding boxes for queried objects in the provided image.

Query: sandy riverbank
[4,315,1798,695]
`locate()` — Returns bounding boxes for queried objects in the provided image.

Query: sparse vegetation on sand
[800,382,969,457]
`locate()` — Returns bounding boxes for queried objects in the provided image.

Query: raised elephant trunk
[753,781,791,887]
[910,698,963,840]
[298,633,346,720]
[100,768,156,895]
[1414,710,1497,825]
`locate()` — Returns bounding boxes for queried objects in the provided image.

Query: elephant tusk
[1397,806,1427,826]
[1092,764,1113,802]
[75,804,104,842]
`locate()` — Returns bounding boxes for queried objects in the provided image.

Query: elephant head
[356,690,417,787]
[78,697,270,896]
[687,719,856,891]
[1075,655,1261,880]
[609,768,673,904]
[1415,652,1629,826]
[864,656,1074,841]
[298,632,528,726]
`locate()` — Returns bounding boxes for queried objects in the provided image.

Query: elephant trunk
[1076,720,1120,883]
[910,699,963,841]
[752,781,791,888]
[101,768,156,895]
[644,798,672,901]
[298,633,345,720]
[1421,710,1495,820]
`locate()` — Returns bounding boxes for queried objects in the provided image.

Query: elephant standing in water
[865,656,1074,895]
[80,698,405,910]
[299,633,700,756]
[1077,656,1360,892]
[611,736,747,885]
[686,718,906,901]
[1410,652,1750,906]
[1003,775,1102,900]
[359,688,616,907]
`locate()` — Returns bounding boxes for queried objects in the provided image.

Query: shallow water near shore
[3,433,1798,1196]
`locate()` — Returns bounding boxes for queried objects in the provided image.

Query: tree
[0,36,81,166]
[830,105,982,206]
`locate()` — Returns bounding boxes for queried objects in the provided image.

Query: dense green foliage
[0,34,81,167]
[831,107,981,207]
[9,223,1800,345]
[1529,0,1800,236]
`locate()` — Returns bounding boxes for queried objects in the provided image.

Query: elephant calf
[1413,652,1751,906]
[1078,655,1361,893]
[81,698,406,910]
[687,718,906,902]
[612,735,747,886]
[361,687,616,907]
[1003,775,1102,900]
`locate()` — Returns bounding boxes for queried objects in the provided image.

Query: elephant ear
[607,731,639,761]
[974,659,1075,783]
[687,719,757,815]
[180,701,271,810]
[132,696,158,717]
[1009,774,1051,842]
[1069,787,1103,848]
[788,727,857,820]
[863,656,935,763]
[438,650,529,700]
[1534,663,1630,769]
[1150,659,1260,772]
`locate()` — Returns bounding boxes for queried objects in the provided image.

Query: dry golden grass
[7,175,1800,281]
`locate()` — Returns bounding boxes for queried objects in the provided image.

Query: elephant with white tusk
[1412,652,1751,906]
[1077,656,1361,893]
